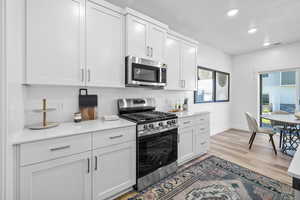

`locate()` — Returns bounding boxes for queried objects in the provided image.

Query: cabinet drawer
[93,126,136,149]
[178,116,194,128]
[20,134,92,166]
[194,114,209,125]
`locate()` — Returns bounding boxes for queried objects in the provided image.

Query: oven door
[137,128,178,179]
[126,56,167,87]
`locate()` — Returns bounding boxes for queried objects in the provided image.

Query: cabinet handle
[146,46,149,56]
[94,156,98,171]
[49,145,70,151]
[81,68,84,82]
[87,158,90,174]
[151,47,153,57]
[200,142,207,145]
[109,135,123,139]
[181,80,185,88]
[178,134,180,143]
[88,69,91,82]
[183,121,191,125]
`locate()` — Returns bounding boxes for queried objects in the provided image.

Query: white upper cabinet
[165,31,198,91]
[86,1,124,88]
[26,0,85,86]
[165,35,181,90]
[126,15,149,58]
[148,24,166,61]
[181,41,197,90]
[125,9,168,61]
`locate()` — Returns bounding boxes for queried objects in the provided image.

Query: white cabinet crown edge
[125,7,168,30]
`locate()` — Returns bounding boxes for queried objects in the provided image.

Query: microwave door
[132,64,160,84]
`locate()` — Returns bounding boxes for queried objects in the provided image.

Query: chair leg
[249,132,256,150]
[269,135,277,155]
[249,132,255,144]
[279,132,282,148]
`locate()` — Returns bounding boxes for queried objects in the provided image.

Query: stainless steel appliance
[125,56,167,88]
[118,98,178,191]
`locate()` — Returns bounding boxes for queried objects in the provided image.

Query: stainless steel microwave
[125,56,167,88]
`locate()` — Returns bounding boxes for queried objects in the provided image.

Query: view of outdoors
[261,71,297,127]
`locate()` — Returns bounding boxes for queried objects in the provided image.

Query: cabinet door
[20,152,92,200]
[148,24,166,61]
[86,1,124,88]
[26,0,85,86]
[93,141,136,200]
[178,127,195,164]
[126,15,149,58]
[181,42,197,90]
[165,35,181,90]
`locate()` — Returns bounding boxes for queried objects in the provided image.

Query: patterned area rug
[132,156,294,200]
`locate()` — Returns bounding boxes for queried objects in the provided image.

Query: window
[280,71,296,86]
[194,67,230,103]
[194,67,214,103]
[261,94,269,105]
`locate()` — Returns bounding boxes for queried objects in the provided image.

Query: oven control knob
[143,124,148,129]
[158,122,163,126]
[167,121,172,125]
[149,124,154,129]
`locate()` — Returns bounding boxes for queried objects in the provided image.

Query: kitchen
[1,0,300,200]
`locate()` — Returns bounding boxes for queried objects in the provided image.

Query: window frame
[194,66,216,104]
[215,71,230,102]
[194,66,230,104]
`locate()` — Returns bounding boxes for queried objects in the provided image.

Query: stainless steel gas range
[117,98,178,191]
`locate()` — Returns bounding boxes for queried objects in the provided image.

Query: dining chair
[245,112,277,155]
[271,110,289,148]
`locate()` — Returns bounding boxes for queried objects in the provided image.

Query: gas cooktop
[121,111,177,123]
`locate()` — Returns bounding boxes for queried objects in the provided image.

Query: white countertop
[172,111,210,118]
[288,147,300,179]
[11,118,136,145]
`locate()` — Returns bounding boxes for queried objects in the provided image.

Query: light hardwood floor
[117,129,293,200]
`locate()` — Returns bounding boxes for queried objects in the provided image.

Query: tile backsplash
[24,85,192,126]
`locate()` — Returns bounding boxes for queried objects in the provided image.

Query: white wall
[24,43,232,136]
[231,42,300,130]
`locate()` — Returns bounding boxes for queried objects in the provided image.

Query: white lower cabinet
[93,142,136,200]
[20,152,92,200]
[17,126,136,200]
[178,127,195,164]
[178,113,210,165]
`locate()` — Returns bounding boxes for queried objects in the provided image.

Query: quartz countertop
[288,147,300,179]
[11,118,136,145]
[171,111,210,118]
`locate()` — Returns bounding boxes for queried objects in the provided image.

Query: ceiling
[105,0,300,55]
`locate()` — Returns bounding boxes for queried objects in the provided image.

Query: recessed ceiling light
[227,9,239,17]
[263,42,271,47]
[248,28,258,34]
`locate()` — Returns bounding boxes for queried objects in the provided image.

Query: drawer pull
[183,121,191,125]
[200,128,205,131]
[200,118,205,121]
[109,135,123,139]
[87,158,90,174]
[49,145,71,151]
[200,142,207,145]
